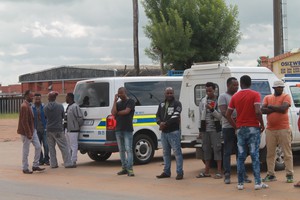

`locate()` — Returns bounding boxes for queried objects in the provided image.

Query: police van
[73,76,182,164]
[179,63,300,170]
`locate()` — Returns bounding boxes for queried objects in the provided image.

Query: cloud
[21,20,88,38]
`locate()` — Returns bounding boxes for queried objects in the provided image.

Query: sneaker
[224,177,231,184]
[262,174,277,182]
[127,169,135,177]
[65,164,76,168]
[286,175,294,183]
[176,174,183,180]
[244,176,252,183]
[117,169,128,175]
[156,172,171,179]
[237,183,244,190]
[254,182,269,190]
[22,169,33,174]
[32,166,46,172]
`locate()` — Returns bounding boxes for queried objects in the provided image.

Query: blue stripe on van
[78,139,106,143]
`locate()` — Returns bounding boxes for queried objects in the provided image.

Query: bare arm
[225,108,236,129]
[261,104,274,114]
[219,104,227,118]
[111,94,118,116]
[255,104,265,133]
[117,107,132,116]
[267,102,290,114]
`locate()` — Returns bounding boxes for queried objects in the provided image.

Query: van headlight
[83,120,94,126]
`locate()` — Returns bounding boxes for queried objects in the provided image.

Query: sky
[0,0,299,86]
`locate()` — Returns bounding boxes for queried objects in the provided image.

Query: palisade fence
[0,95,23,114]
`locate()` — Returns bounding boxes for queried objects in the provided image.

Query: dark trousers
[37,129,50,164]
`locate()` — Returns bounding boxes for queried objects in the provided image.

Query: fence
[0,95,23,114]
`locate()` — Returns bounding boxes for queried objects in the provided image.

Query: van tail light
[106,114,116,130]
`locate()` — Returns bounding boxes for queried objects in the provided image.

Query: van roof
[76,76,182,84]
[185,64,272,75]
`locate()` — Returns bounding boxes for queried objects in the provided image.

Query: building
[0,84,22,95]
[259,48,300,79]
[19,64,162,102]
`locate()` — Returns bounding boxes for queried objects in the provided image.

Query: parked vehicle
[179,63,300,170]
[73,76,182,164]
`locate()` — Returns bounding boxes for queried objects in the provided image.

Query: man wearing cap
[261,80,294,183]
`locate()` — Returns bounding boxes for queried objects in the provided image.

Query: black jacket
[156,98,182,133]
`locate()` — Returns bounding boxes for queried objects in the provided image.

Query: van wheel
[274,146,285,171]
[88,152,112,162]
[259,146,285,171]
[133,134,155,165]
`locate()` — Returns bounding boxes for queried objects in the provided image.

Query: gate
[0,95,23,114]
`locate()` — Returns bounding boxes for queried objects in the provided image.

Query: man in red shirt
[226,75,268,190]
[261,80,293,183]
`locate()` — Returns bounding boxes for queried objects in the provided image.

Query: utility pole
[133,0,140,75]
[273,0,284,56]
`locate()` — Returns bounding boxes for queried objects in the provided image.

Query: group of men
[192,75,296,190]
[17,91,83,174]
[17,76,300,189]
[152,75,298,190]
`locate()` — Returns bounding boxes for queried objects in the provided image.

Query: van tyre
[133,134,155,165]
[259,146,285,171]
[88,152,112,162]
[274,146,285,171]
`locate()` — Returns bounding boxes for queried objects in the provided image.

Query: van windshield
[290,86,300,107]
[125,81,181,106]
[74,82,109,107]
[250,80,271,102]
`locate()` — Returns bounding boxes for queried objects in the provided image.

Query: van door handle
[83,134,89,137]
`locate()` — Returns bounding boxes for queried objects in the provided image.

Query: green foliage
[142,0,241,69]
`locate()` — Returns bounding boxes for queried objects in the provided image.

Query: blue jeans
[116,131,133,170]
[223,128,237,176]
[237,127,261,184]
[37,129,49,164]
[161,130,183,176]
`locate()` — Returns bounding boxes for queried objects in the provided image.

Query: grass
[0,113,19,119]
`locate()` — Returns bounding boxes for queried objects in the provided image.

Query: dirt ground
[1,119,300,200]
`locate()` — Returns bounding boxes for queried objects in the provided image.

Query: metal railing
[0,95,23,114]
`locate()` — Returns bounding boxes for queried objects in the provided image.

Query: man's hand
[114,94,119,102]
[159,122,167,131]
[260,124,265,133]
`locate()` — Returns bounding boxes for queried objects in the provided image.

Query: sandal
[294,182,300,188]
[196,172,211,178]
[214,173,223,179]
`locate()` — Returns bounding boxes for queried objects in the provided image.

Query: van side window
[290,86,300,107]
[74,82,109,107]
[250,80,271,102]
[125,81,181,106]
[194,84,219,106]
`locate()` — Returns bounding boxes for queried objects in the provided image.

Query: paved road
[1,139,300,200]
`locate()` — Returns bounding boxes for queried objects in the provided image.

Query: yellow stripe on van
[96,115,157,130]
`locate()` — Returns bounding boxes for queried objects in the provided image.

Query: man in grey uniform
[44,91,75,169]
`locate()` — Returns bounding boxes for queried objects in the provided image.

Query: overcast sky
[0,0,299,85]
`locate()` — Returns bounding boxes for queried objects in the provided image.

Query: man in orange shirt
[261,80,293,183]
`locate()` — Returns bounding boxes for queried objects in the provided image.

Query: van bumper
[78,142,119,153]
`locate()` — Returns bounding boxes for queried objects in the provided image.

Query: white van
[73,76,182,164]
[179,63,300,170]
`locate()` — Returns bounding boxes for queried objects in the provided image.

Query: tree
[133,0,140,75]
[142,0,241,70]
